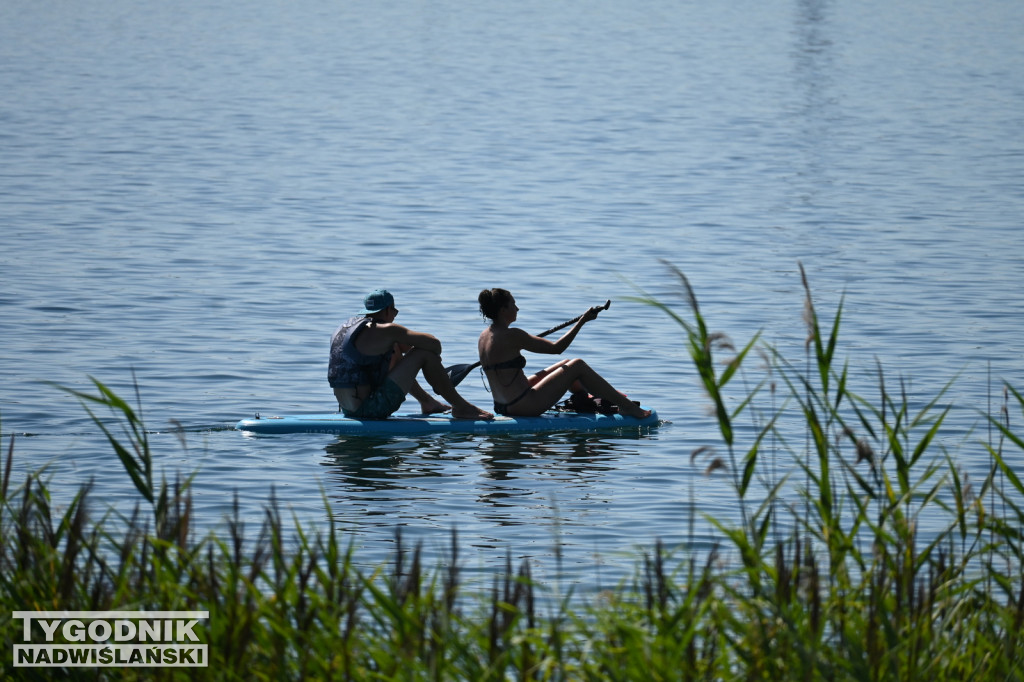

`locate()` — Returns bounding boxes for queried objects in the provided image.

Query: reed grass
[3,264,1023,680]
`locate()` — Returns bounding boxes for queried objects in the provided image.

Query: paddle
[445,300,612,387]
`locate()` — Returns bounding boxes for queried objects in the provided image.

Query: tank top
[327,317,392,388]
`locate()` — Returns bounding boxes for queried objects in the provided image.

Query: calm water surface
[2,0,1023,588]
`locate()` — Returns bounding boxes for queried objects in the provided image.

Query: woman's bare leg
[529,359,584,393]
[513,358,649,418]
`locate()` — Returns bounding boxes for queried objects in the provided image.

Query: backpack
[555,391,637,415]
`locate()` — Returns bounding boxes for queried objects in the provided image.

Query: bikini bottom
[493,387,531,416]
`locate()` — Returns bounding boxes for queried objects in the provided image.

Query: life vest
[327,317,392,388]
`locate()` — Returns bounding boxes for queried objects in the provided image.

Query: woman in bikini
[476,288,651,419]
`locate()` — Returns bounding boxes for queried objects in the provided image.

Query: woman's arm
[519,306,600,355]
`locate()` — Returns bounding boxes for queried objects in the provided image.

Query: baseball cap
[359,288,395,315]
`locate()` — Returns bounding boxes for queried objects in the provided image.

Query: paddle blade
[446,362,478,387]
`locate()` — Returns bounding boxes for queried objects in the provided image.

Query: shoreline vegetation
[3,264,1024,680]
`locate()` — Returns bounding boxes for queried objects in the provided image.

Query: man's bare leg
[409,380,451,414]
[389,349,492,420]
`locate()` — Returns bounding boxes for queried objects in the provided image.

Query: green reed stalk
[4,263,1024,679]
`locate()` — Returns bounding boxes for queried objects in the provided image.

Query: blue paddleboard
[235,408,659,436]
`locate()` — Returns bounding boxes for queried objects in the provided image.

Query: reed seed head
[703,458,727,476]
[856,438,875,466]
[690,445,715,464]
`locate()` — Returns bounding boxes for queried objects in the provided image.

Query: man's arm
[359,323,442,355]
[392,326,442,354]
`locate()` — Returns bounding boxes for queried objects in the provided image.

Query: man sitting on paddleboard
[477,288,651,420]
[329,289,493,420]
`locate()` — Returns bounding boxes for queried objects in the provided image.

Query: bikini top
[482,354,527,372]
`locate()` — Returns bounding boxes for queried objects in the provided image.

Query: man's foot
[418,397,451,415]
[451,404,493,420]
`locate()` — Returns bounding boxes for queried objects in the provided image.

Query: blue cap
[359,288,395,315]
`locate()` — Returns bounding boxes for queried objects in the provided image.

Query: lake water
[2,0,1023,590]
